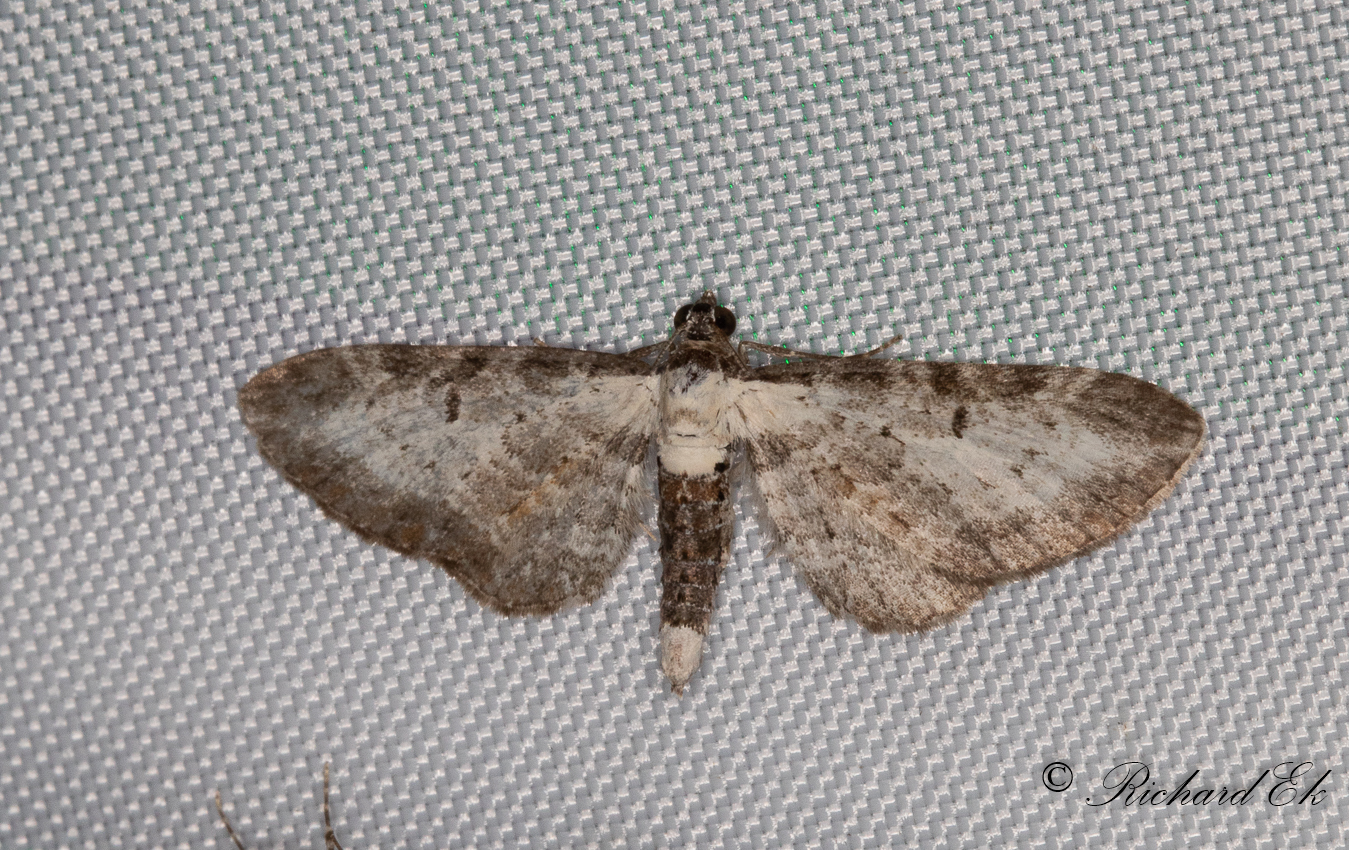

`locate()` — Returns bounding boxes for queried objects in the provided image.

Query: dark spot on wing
[426,367,455,390]
[454,349,490,382]
[992,364,1053,398]
[880,425,891,438]
[445,387,461,423]
[592,350,658,377]
[519,347,574,382]
[377,346,425,379]
[929,362,961,397]
[951,405,969,439]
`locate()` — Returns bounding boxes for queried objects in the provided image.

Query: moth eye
[673,305,691,328]
[714,307,737,334]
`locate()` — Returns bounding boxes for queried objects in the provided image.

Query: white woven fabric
[1,0,1344,846]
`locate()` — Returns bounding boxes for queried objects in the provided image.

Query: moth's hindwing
[239,345,658,614]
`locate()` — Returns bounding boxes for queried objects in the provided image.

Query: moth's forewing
[239,344,658,614]
[737,360,1204,631]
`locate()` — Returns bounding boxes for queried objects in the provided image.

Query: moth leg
[323,762,345,850]
[847,333,904,359]
[214,791,248,850]
[532,336,667,363]
[738,340,837,361]
[621,340,669,360]
[214,764,344,850]
[740,334,903,362]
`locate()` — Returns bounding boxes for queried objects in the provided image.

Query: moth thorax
[660,362,732,427]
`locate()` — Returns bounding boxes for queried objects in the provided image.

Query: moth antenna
[214,789,248,850]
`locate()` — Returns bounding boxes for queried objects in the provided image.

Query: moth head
[673,291,737,341]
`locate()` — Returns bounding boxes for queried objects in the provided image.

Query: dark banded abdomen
[657,465,733,636]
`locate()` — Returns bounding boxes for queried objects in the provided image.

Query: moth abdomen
[656,465,734,694]
[659,557,722,625]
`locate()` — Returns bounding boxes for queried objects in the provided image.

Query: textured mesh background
[2,0,1346,847]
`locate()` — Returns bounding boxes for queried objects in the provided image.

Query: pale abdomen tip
[660,624,705,696]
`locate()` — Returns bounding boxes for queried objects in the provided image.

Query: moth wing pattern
[239,345,658,615]
[738,359,1205,632]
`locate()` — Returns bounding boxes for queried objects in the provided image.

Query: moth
[239,292,1205,694]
